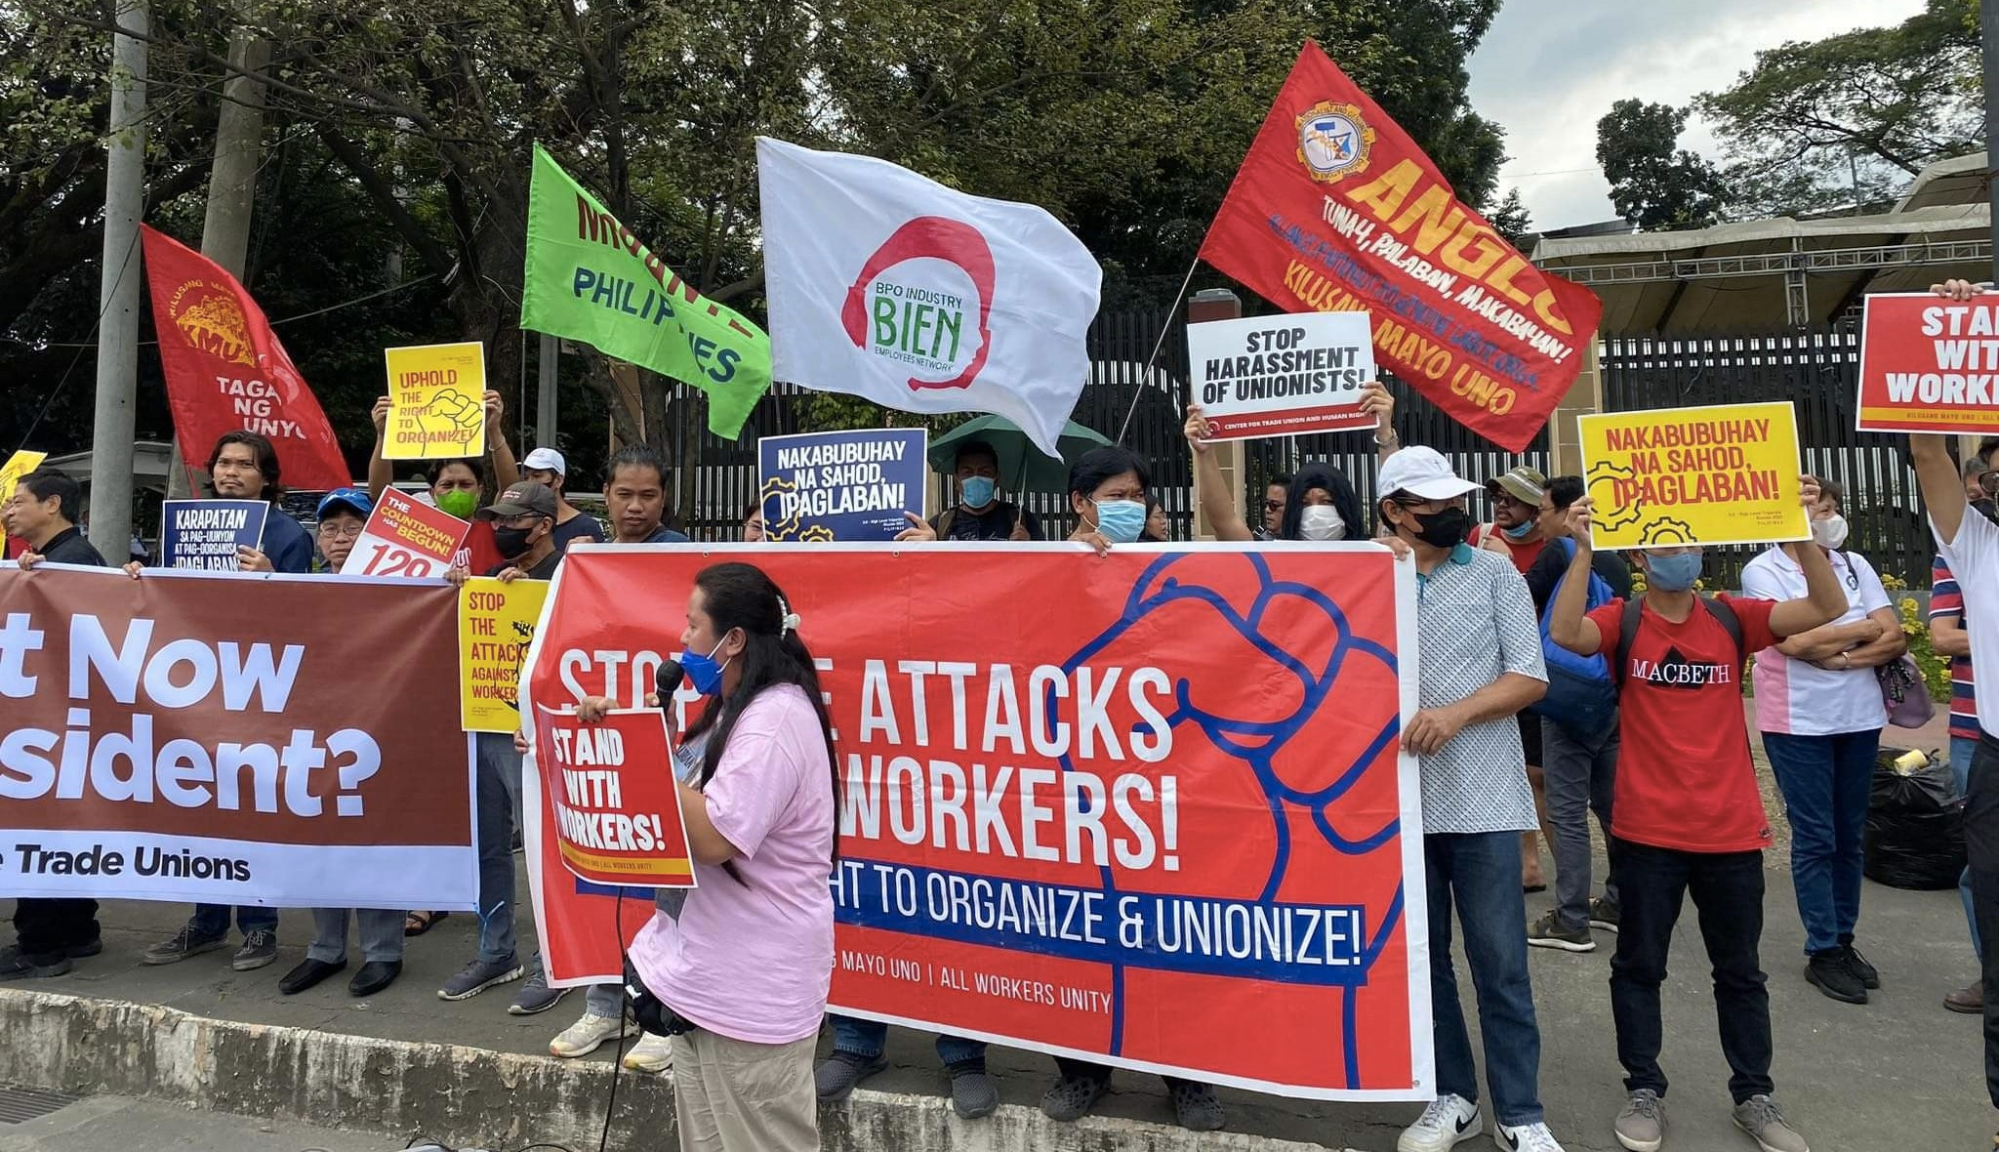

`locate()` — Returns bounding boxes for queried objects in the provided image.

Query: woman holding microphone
[585,561,840,1152]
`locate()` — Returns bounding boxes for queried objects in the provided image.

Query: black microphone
[654,659,685,704]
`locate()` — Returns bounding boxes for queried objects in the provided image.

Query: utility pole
[87,0,148,561]
[1986,0,1999,284]
[537,333,559,450]
[168,29,269,499]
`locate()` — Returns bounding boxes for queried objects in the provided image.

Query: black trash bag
[1863,748,1967,891]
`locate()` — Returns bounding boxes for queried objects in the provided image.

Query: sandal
[404,910,448,937]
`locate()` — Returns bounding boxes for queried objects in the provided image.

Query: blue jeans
[1425,831,1543,1126]
[475,732,522,964]
[1954,736,1984,960]
[1764,729,1880,955]
[309,909,405,964]
[832,1015,987,1069]
[191,904,277,940]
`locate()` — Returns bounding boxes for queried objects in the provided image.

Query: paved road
[0,1095,393,1152]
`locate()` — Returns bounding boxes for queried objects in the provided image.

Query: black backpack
[1611,595,1745,690]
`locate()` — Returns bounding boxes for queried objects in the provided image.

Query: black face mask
[493,525,535,559]
[1403,505,1471,549]
[1975,498,1999,525]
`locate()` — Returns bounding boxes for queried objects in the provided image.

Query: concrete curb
[0,990,1352,1151]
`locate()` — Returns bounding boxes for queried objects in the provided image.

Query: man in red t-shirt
[1548,482,1843,1152]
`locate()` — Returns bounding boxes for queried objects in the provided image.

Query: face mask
[1402,506,1470,549]
[1646,552,1703,592]
[1091,499,1147,544]
[1298,505,1347,541]
[1502,518,1537,540]
[437,489,478,520]
[675,638,733,696]
[960,476,997,509]
[493,525,535,559]
[1811,513,1848,550]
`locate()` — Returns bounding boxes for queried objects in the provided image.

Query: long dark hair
[207,431,283,503]
[1279,462,1363,541]
[681,563,841,872]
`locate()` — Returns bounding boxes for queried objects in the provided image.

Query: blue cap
[316,487,374,520]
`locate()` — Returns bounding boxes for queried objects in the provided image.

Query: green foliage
[1487,187,1532,247]
[1695,0,1980,217]
[1898,595,1954,704]
[1595,99,1729,230]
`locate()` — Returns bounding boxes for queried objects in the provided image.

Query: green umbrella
[926,415,1111,495]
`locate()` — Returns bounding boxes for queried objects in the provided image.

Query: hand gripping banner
[521,543,1429,1099]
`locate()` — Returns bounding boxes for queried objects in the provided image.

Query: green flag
[521,144,771,439]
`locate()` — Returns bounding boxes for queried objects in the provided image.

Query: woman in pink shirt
[624,562,840,1152]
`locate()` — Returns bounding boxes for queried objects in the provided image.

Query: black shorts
[1519,712,1543,766]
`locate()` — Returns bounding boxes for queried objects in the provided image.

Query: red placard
[1198,42,1601,452]
[520,543,1427,1101]
[341,488,472,578]
[531,704,695,888]
[140,226,351,492]
[1857,292,1999,432]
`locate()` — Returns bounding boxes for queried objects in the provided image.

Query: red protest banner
[0,566,476,910]
[341,488,472,578]
[521,544,1427,1100]
[1857,292,1999,432]
[141,225,350,492]
[531,704,695,888]
[1199,42,1601,452]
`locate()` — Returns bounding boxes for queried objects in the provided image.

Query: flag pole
[1114,254,1201,445]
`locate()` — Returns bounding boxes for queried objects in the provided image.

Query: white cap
[522,447,566,476]
[1376,446,1480,502]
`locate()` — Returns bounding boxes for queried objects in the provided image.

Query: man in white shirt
[1912,279,1999,1145]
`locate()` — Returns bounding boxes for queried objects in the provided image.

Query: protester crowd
[5,288,1999,1152]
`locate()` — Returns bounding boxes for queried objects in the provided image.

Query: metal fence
[663,312,1928,589]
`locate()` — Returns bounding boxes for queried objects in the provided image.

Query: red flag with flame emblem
[141,225,351,492]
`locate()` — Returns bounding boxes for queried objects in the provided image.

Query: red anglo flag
[1198,43,1602,452]
[141,225,351,491]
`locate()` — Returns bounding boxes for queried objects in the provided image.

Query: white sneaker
[1398,1095,1482,1152]
[622,1031,673,1074]
[1496,1121,1565,1152]
[548,1010,629,1058]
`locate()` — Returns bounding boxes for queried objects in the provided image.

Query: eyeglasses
[317,523,363,539]
[1263,500,1284,512]
[1980,471,1999,496]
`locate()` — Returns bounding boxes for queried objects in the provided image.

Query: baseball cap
[1377,446,1481,502]
[522,447,567,477]
[1486,465,1547,506]
[477,480,559,521]
[316,487,374,520]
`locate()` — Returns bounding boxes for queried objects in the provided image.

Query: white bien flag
[757,137,1103,458]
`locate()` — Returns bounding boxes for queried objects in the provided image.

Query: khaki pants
[671,1030,818,1152]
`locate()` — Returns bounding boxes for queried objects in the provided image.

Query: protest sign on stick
[1187,313,1377,439]
[522,543,1427,1100]
[160,499,268,570]
[757,429,927,541]
[0,449,48,556]
[461,576,550,732]
[1857,292,1999,433]
[1579,401,1809,550]
[382,342,488,459]
[341,488,471,578]
[531,705,695,888]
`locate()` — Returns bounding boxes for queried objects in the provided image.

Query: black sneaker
[232,929,279,972]
[1807,951,1867,1004]
[1589,896,1621,933]
[947,1064,999,1119]
[1527,910,1595,953]
[814,1051,886,1102]
[1841,944,1880,990]
[142,926,226,966]
[0,945,73,980]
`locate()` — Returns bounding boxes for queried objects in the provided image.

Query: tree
[1487,187,1532,247]
[1595,99,1729,230]
[1696,0,1979,217]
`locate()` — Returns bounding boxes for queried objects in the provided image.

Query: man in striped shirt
[1933,454,1992,1015]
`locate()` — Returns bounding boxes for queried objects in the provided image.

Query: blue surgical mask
[674,638,732,696]
[1646,552,1703,593]
[960,476,997,509]
[1502,518,1536,540]
[1092,499,1147,544]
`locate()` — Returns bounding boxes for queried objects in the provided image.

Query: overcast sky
[1466,0,1931,231]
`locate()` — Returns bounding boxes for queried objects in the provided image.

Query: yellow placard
[1579,401,1810,550]
[459,576,550,733]
[384,342,487,460]
[0,450,49,555]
